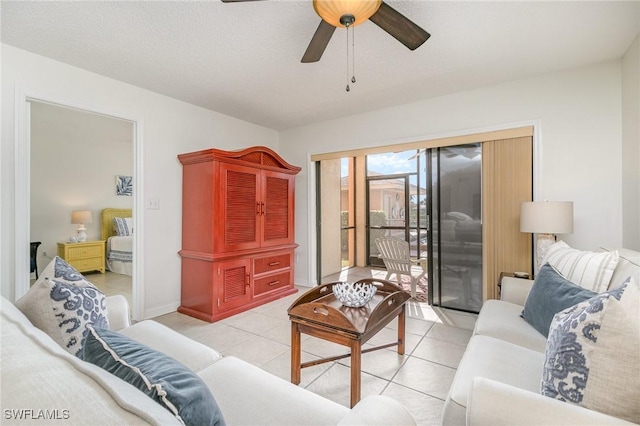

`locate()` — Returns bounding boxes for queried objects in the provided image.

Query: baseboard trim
[144,302,180,320]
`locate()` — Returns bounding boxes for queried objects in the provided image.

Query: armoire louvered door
[178,146,300,323]
[262,171,294,247]
[217,165,295,252]
[216,258,251,312]
[219,163,260,252]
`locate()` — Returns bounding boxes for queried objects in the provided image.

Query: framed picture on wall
[116,175,133,196]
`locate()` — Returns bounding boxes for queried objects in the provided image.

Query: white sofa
[1,294,416,426]
[442,247,640,426]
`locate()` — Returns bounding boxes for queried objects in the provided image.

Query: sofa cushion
[467,378,635,426]
[83,326,225,426]
[442,335,545,425]
[543,241,619,292]
[473,300,547,352]
[199,356,349,425]
[119,320,222,373]
[15,256,109,357]
[337,395,416,426]
[521,264,597,337]
[541,277,640,423]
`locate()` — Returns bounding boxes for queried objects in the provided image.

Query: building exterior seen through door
[367,175,409,266]
[366,150,428,267]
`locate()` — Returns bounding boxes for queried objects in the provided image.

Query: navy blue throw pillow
[83,326,224,426]
[521,263,597,337]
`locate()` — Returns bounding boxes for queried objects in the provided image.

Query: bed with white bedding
[101,208,133,276]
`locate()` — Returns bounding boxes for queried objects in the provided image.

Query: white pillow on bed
[113,217,133,236]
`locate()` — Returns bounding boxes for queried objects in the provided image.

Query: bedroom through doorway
[29,101,135,312]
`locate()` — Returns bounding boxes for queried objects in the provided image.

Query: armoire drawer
[254,271,291,296]
[254,253,291,275]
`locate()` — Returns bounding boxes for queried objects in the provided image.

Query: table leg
[350,340,361,408]
[398,305,406,355]
[291,322,301,385]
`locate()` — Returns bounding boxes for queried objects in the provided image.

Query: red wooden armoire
[178,146,301,322]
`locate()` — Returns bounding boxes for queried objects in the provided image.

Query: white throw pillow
[15,256,109,357]
[541,277,640,423]
[542,241,618,292]
[113,217,133,236]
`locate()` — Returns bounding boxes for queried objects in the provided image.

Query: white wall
[622,34,640,250]
[30,101,134,275]
[280,61,626,286]
[3,44,635,309]
[2,44,279,318]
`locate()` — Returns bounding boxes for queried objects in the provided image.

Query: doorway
[13,89,144,320]
[365,149,429,267]
[30,101,134,306]
[366,174,410,266]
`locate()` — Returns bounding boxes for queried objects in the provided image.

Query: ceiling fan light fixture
[313,0,382,28]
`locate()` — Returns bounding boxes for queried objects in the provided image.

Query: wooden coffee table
[288,279,411,407]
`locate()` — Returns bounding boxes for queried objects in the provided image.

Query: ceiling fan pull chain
[346,25,351,92]
[351,25,356,84]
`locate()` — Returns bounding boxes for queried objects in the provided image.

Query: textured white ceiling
[2,1,638,130]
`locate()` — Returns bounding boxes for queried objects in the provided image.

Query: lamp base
[535,233,556,271]
[76,225,87,242]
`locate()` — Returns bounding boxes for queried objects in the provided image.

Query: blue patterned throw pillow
[541,277,640,423]
[83,326,225,426]
[15,257,109,358]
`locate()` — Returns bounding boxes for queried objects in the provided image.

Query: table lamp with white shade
[520,201,573,271]
[71,210,93,242]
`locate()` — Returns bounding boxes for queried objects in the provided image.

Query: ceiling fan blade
[301,20,336,63]
[369,2,430,51]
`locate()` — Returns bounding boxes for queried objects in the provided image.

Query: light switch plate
[146,197,160,210]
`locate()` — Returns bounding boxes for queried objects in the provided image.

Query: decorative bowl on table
[332,281,377,308]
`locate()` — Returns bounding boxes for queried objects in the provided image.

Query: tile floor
[85,271,133,308]
[150,266,477,426]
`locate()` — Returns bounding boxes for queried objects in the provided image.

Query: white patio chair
[375,237,427,298]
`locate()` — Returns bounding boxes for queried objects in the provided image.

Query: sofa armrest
[467,378,636,425]
[338,395,416,426]
[500,276,534,305]
[105,295,130,331]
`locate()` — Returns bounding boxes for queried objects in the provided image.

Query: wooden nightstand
[57,240,106,274]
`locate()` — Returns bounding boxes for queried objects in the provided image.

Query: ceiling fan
[221,0,431,63]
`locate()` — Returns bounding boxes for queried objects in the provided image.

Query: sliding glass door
[315,129,532,312]
[430,144,483,312]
